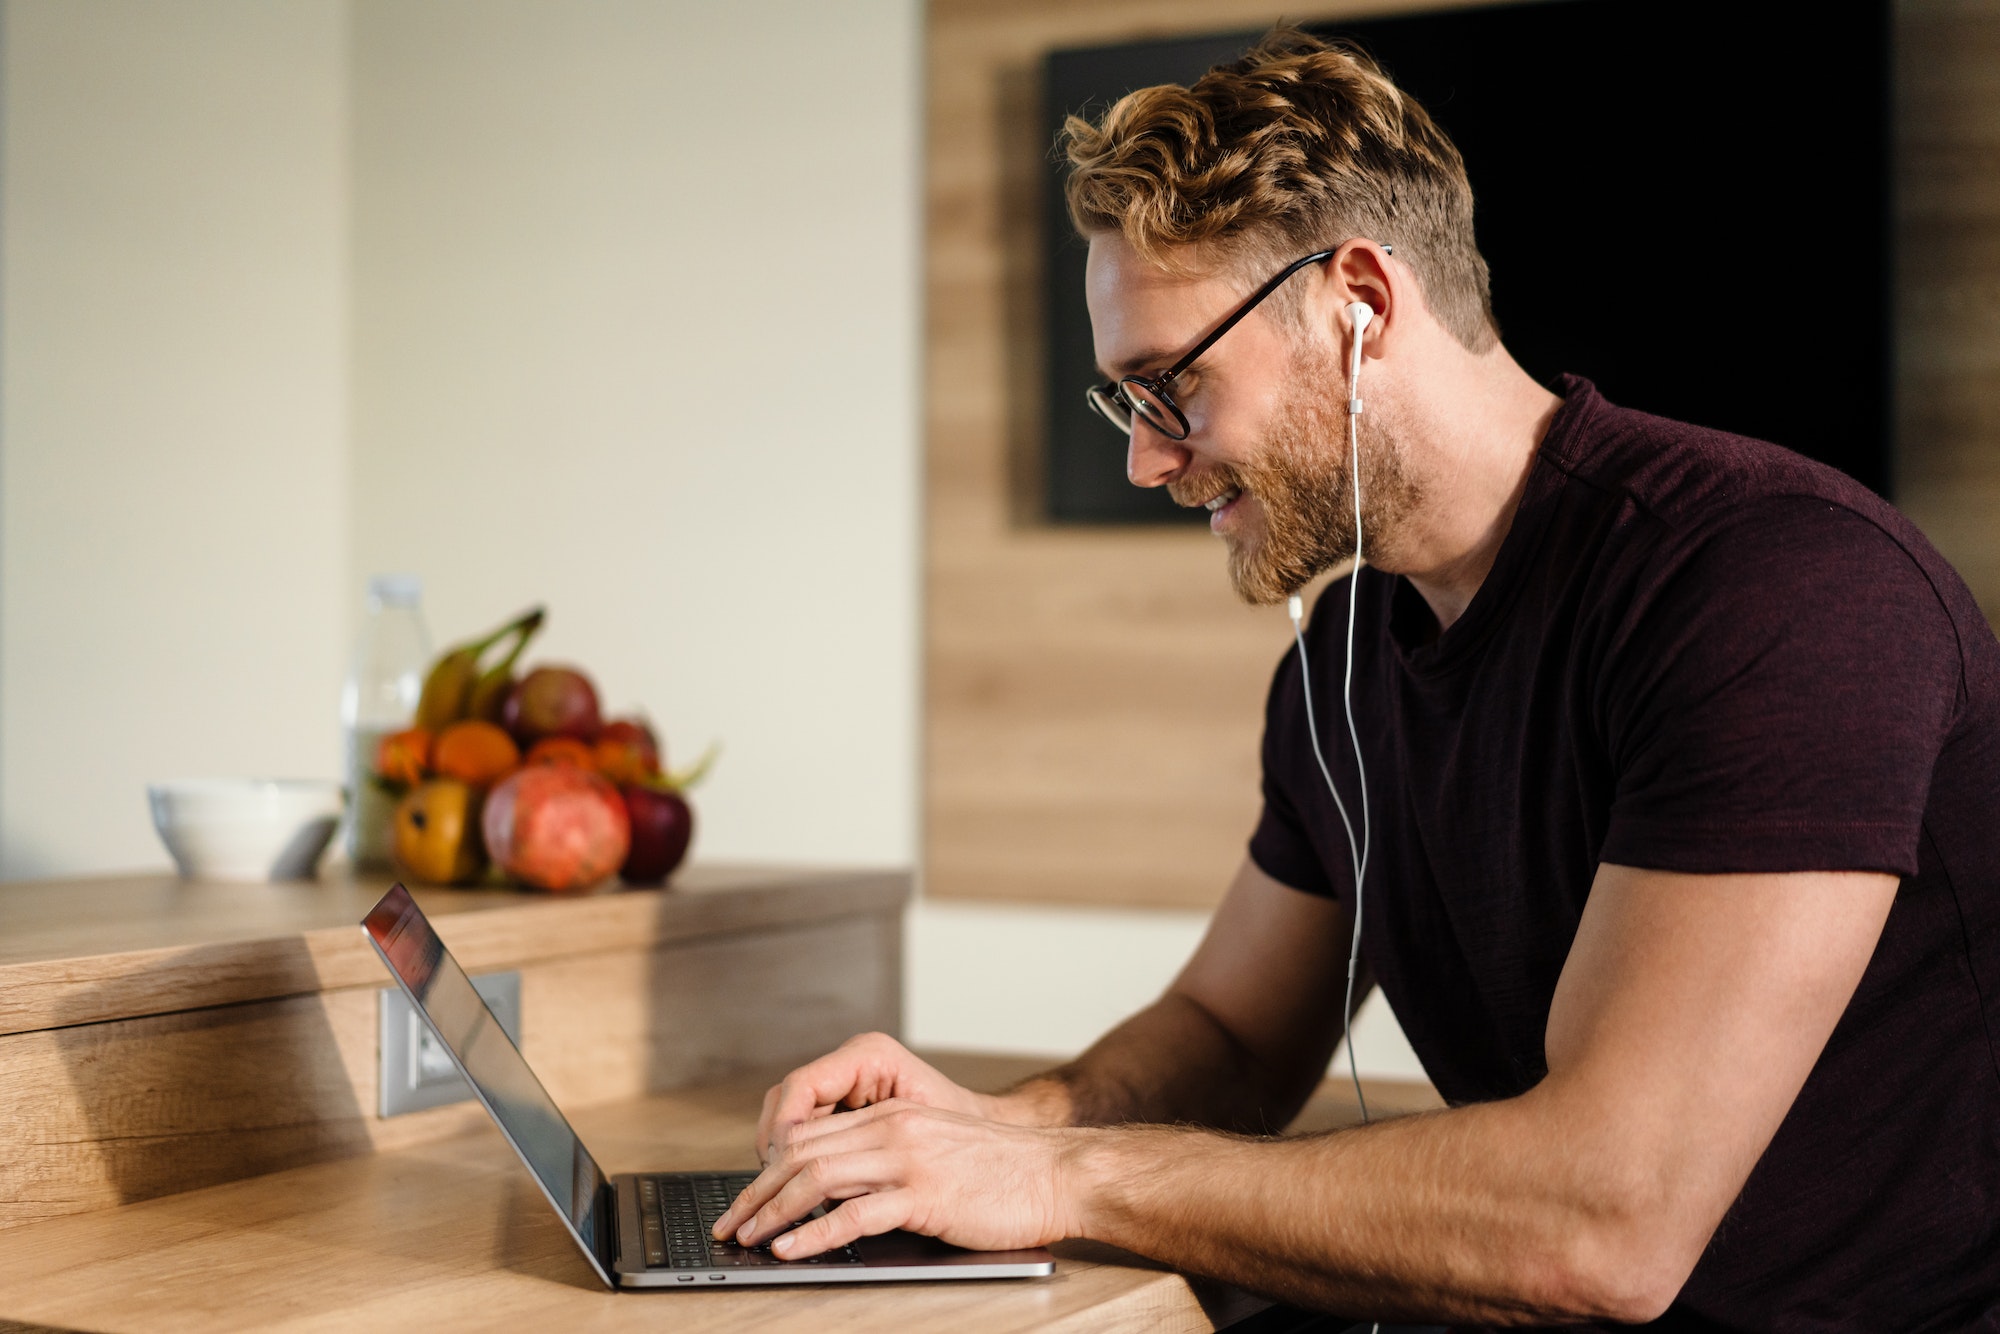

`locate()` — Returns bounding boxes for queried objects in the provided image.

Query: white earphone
[1344,301,1373,417]
[1287,295,1376,1124]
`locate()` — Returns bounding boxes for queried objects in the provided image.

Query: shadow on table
[634,875,907,1136]
[492,1169,610,1293]
[1230,1312,1446,1334]
[46,938,371,1221]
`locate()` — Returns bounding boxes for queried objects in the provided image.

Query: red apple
[619,784,693,885]
[483,764,629,892]
[502,666,602,747]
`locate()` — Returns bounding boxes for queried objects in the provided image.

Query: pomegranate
[482,765,629,892]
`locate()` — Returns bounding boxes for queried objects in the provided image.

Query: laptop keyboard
[640,1173,864,1270]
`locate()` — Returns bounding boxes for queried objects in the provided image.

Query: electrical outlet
[377,971,522,1118]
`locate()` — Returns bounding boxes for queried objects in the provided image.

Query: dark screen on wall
[1042,0,1892,524]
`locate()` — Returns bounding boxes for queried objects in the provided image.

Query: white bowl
[148,779,347,882]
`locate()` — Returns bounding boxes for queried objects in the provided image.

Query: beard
[1171,342,1420,606]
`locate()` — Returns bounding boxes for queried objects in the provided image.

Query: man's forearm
[1058,1089,1690,1326]
[995,989,1328,1135]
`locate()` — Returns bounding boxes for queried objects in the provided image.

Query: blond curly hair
[1061,27,1497,351]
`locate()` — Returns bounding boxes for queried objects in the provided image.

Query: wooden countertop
[0,862,908,1035]
[0,1054,1440,1333]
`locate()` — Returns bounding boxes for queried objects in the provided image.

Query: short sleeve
[1247,646,1341,899]
[1598,497,1964,876]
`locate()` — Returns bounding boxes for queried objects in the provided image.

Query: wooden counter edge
[0,866,910,1037]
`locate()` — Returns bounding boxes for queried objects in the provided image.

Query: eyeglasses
[1085,243,1390,442]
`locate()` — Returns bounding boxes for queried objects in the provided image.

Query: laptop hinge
[596,1181,621,1272]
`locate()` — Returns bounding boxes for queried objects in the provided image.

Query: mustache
[1168,467,1246,509]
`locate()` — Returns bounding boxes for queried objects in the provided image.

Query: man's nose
[1126,420,1190,489]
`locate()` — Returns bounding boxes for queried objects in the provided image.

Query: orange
[374,727,432,786]
[525,736,596,770]
[431,719,521,787]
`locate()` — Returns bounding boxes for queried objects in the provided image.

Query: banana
[414,647,482,731]
[468,618,538,722]
[413,607,546,732]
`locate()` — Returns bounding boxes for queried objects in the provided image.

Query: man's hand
[752,1032,1028,1165]
[712,1099,1079,1257]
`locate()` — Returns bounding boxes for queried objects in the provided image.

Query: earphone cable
[1288,613,1371,1129]
[1284,313,1375,1129]
[1341,328,1372,1127]
[1344,306,1380,1334]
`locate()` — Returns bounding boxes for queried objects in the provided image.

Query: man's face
[1085,232,1404,605]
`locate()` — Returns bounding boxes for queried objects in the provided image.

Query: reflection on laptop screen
[363,884,610,1266]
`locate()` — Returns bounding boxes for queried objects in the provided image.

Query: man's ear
[1324,238,1396,352]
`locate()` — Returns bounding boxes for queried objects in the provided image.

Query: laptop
[362,882,1057,1288]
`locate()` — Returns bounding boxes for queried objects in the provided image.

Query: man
[714,30,2000,1329]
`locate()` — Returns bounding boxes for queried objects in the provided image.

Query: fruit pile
[373,607,712,892]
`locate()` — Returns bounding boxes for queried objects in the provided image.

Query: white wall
[346,0,920,867]
[907,899,1428,1081]
[0,0,921,875]
[0,0,350,877]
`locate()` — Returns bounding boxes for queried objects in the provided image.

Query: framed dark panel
[1042,0,1892,524]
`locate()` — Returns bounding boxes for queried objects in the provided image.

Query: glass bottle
[342,574,431,870]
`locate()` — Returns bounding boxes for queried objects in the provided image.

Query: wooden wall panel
[1897,0,2000,620]
[0,914,899,1232]
[923,0,1465,911]
[923,0,2000,910]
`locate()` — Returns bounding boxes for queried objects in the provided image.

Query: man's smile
[1171,477,1248,532]
[1203,487,1244,533]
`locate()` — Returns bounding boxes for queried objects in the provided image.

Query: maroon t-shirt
[1250,378,2000,1331]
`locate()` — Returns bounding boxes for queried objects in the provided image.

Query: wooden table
[0,1055,1439,1333]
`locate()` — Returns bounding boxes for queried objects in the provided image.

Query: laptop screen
[363,883,613,1278]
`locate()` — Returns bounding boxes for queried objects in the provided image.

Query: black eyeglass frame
[1084,242,1391,442]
